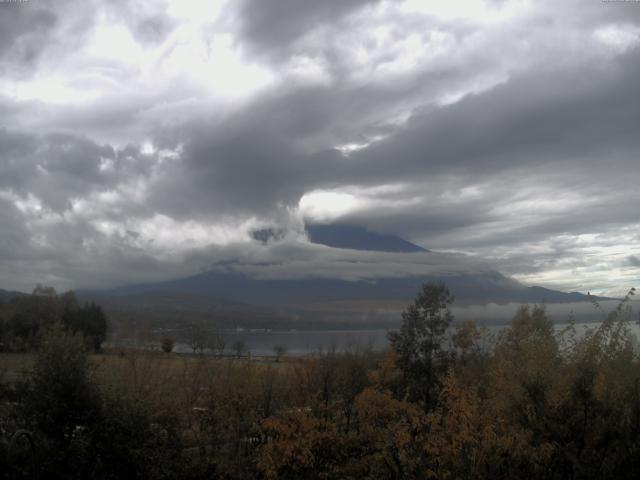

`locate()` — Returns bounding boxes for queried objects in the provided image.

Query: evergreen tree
[388,282,454,409]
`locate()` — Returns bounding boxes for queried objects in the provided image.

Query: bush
[88,391,185,480]
[160,336,175,353]
[23,324,101,443]
[18,323,186,479]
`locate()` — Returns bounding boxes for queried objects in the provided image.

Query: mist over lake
[157,300,639,356]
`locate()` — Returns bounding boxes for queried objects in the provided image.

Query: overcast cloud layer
[0,0,639,296]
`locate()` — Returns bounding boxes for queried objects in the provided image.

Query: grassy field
[1,350,295,387]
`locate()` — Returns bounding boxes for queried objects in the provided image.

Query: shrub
[160,336,175,353]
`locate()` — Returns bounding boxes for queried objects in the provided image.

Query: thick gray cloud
[0,198,31,259]
[0,0,100,79]
[146,46,640,224]
[234,0,380,59]
[0,0,639,295]
[0,129,157,212]
[0,2,57,76]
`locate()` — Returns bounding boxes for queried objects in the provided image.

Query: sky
[0,0,639,296]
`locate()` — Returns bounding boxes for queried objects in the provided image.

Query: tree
[209,328,226,358]
[160,336,175,353]
[8,311,40,350]
[424,370,503,479]
[22,324,101,452]
[452,320,484,361]
[32,284,57,298]
[7,288,61,350]
[82,302,108,352]
[20,323,186,478]
[62,301,108,352]
[388,282,454,409]
[335,347,371,433]
[233,339,247,358]
[273,344,287,362]
[189,324,206,354]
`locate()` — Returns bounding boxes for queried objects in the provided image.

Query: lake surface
[168,320,640,357]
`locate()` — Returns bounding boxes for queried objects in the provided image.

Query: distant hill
[86,269,601,307]
[306,224,428,253]
[78,268,611,331]
[0,288,27,302]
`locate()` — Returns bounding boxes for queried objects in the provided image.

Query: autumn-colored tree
[351,387,427,479]
[451,319,485,359]
[335,347,371,433]
[368,348,402,395]
[257,410,344,479]
[423,369,538,479]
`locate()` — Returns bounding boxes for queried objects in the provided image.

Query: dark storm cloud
[345,54,640,183]
[151,44,640,224]
[0,128,157,213]
[234,0,380,58]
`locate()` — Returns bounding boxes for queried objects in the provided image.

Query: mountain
[306,224,428,253]
[80,268,605,331]
[80,225,606,328]
[92,269,594,307]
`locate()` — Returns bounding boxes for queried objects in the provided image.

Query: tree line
[0,285,107,353]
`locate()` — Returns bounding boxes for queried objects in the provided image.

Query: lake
[168,319,640,357]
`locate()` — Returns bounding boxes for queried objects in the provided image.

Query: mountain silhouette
[84,225,601,309]
[306,224,428,253]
